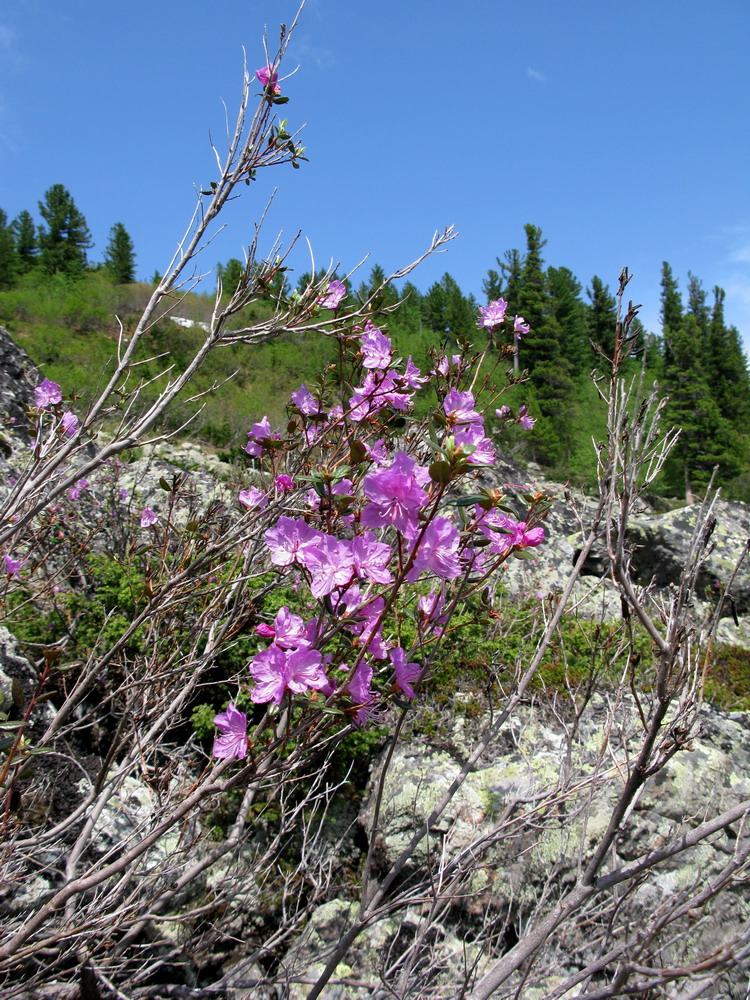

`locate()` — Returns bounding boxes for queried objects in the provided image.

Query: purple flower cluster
[209,301,548,756]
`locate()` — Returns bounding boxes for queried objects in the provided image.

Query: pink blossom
[477,299,508,329]
[417,588,447,632]
[140,507,158,528]
[361,450,428,539]
[271,606,313,649]
[213,702,248,759]
[365,438,389,465]
[255,65,280,94]
[265,516,321,567]
[35,378,62,409]
[250,644,328,705]
[348,370,413,422]
[391,647,422,699]
[351,531,392,584]
[406,516,462,581]
[4,554,23,577]
[513,315,530,339]
[443,388,482,427]
[61,411,79,437]
[518,405,536,430]
[274,474,295,493]
[318,279,347,310]
[291,384,322,416]
[434,356,449,376]
[495,405,511,420]
[360,322,393,370]
[402,356,428,389]
[476,507,545,554]
[239,486,268,510]
[255,622,276,639]
[119,488,128,501]
[304,535,354,599]
[245,415,273,458]
[454,422,496,466]
[347,661,377,726]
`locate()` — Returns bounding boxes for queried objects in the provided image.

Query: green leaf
[11,679,24,713]
[349,439,368,465]
[512,549,536,560]
[451,494,487,507]
[429,461,452,484]
[159,477,171,492]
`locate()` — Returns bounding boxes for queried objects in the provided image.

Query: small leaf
[11,679,24,712]
[159,477,171,492]
[512,549,536,560]
[429,461,452,484]
[451,494,487,507]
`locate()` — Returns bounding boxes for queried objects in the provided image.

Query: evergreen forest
[1,192,748,502]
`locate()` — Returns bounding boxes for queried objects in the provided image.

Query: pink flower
[4,554,23,577]
[360,322,392,370]
[239,486,268,510]
[271,606,314,650]
[361,451,428,540]
[255,65,280,94]
[454,423,496,466]
[478,299,508,329]
[119,488,129,501]
[250,644,328,705]
[213,702,248,759]
[265,516,321,568]
[406,516,462,581]
[351,531,392,584]
[348,661,377,726]
[402,356,427,389]
[245,415,273,458]
[291,384,322,416]
[391,647,422,699]
[255,622,276,639]
[513,315,530,339]
[275,474,295,493]
[495,405,511,420]
[35,378,62,409]
[61,411,79,437]
[304,535,354,599]
[318,279,347,310]
[349,370,413,422]
[140,507,158,528]
[443,388,482,427]
[418,588,447,633]
[518,405,536,430]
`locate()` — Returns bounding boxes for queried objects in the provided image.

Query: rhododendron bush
[0,8,747,999]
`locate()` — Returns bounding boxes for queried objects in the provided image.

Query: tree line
[0,184,136,285]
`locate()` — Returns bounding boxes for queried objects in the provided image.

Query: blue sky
[1,0,748,342]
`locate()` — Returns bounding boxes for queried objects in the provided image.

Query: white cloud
[526,67,546,84]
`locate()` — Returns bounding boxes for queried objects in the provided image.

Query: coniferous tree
[0,210,18,288]
[547,266,588,369]
[660,262,683,370]
[705,286,750,429]
[37,184,92,275]
[218,258,245,295]
[365,263,399,317]
[103,222,136,283]
[686,271,710,336]
[663,313,739,500]
[422,273,474,339]
[11,210,37,273]
[586,275,618,361]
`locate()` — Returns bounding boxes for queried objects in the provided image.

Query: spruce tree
[586,275,618,361]
[660,262,683,370]
[11,210,37,273]
[547,265,588,369]
[38,184,92,275]
[663,313,739,499]
[0,210,18,288]
[103,222,136,283]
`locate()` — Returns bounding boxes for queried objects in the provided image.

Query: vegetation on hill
[1,187,749,499]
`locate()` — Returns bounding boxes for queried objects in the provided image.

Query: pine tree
[422,273,474,339]
[686,271,709,336]
[660,262,683,370]
[547,266,588,369]
[38,184,92,275]
[586,275,618,361]
[104,222,136,283]
[705,286,750,429]
[663,313,739,500]
[219,258,245,295]
[0,210,18,288]
[11,210,37,273]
